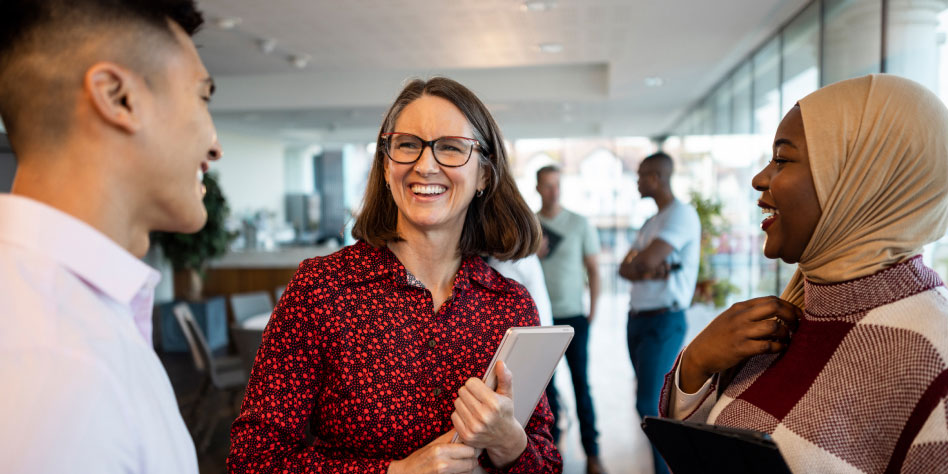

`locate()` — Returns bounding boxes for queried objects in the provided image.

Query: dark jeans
[554,314,599,457]
[627,309,687,474]
[544,375,560,443]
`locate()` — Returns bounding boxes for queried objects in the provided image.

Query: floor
[161,294,718,474]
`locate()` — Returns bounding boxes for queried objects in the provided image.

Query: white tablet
[481,325,574,426]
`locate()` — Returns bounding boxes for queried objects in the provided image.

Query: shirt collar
[351,240,505,293]
[0,194,160,306]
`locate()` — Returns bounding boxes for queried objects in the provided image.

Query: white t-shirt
[487,255,553,326]
[629,199,701,312]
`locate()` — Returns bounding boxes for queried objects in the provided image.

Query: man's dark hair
[536,165,561,183]
[641,151,674,182]
[0,0,204,147]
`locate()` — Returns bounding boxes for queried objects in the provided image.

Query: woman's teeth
[197,169,206,197]
[411,184,446,195]
[762,207,778,217]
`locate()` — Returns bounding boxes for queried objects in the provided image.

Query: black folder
[540,225,563,257]
[641,416,791,474]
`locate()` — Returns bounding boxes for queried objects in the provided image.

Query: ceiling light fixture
[289,54,311,69]
[214,16,242,30]
[644,76,664,87]
[537,42,563,54]
[521,0,556,12]
[257,38,277,54]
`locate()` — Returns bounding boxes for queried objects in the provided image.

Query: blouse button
[427,339,437,348]
[432,388,442,396]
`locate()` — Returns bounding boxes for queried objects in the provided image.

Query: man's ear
[84,62,144,134]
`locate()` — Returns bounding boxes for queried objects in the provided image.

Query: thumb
[434,429,457,444]
[495,360,514,398]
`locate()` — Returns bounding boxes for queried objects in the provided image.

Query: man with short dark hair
[535,165,606,474]
[0,1,220,472]
[619,152,700,474]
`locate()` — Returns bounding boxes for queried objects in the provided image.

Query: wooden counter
[203,245,338,300]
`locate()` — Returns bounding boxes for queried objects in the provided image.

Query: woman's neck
[387,226,463,309]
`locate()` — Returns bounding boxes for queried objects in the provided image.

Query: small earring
[385,182,391,190]
[476,189,484,197]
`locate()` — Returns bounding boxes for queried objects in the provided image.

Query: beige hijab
[781,74,948,307]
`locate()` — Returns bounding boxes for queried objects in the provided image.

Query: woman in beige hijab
[661,74,948,473]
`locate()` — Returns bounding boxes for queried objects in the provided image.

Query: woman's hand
[680,296,801,393]
[387,430,477,474]
[451,361,528,468]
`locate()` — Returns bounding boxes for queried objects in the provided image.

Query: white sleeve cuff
[669,362,713,419]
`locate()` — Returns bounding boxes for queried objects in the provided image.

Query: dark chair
[229,291,273,325]
[230,325,264,376]
[173,303,246,452]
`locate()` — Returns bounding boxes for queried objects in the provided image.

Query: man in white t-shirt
[619,152,700,474]
[0,1,221,472]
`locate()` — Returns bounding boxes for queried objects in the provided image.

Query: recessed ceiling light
[214,16,242,30]
[538,42,563,54]
[644,76,664,87]
[521,1,556,12]
[257,38,277,54]
[289,54,311,69]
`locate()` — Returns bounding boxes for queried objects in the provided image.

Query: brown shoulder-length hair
[351,77,540,261]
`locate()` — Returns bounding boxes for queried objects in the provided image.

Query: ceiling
[196,0,809,145]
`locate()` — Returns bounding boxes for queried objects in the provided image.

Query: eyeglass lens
[387,134,473,166]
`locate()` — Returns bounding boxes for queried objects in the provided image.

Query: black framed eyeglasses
[381,132,480,167]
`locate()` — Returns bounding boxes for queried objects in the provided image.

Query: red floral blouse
[228,241,562,473]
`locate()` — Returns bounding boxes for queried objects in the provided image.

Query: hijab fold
[781,74,948,307]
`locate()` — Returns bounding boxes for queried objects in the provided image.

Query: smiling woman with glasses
[229,77,560,474]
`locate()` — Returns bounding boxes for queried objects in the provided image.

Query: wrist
[487,423,527,468]
[680,347,713,393]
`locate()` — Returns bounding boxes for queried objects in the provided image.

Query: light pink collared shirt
[0,194,198,474]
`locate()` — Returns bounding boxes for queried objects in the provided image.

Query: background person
[228,77,561,473]
[0,0,221,472]
[487,253,554,327]
[663,74,948,472]
[618,151,700,474]
[535,165,606,474]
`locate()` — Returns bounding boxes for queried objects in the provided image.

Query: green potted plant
[152,171,237,301]
[689,190,738,307]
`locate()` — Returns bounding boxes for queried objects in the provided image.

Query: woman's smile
[409,183,448,198]
[758,200,779,231]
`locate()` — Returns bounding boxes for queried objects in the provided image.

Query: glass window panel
[823,0,882,85]
[885,0,948,93]
[753,37,781,136]
[712,79,733,135]
[939,9,948,102]
[732,62,753,135]
[782,1,821,114]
